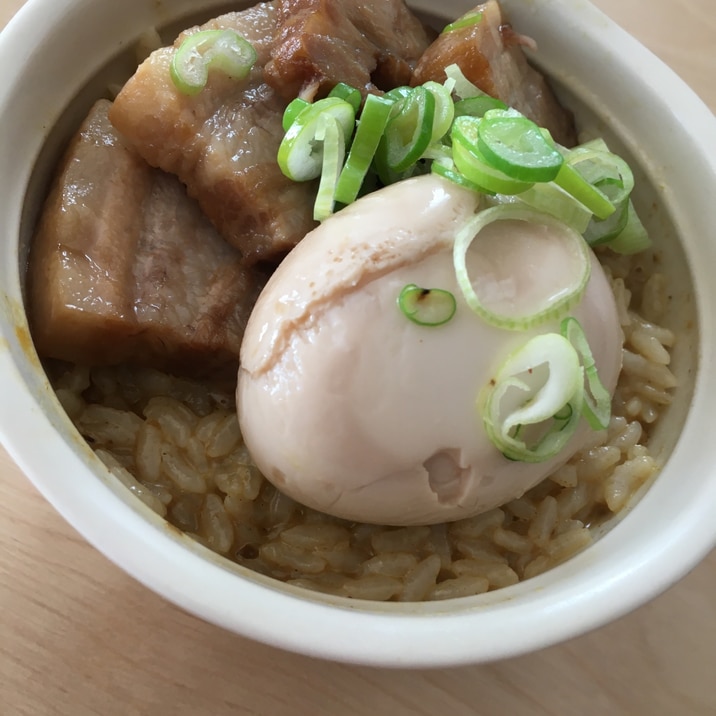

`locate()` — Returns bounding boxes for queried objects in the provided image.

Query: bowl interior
[1,0,714,667]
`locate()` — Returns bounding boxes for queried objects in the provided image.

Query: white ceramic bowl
[1,0,715,668]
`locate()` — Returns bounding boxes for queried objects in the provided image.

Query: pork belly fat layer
[412,0,577,147]
[109,2,317,264]
[29,99,263,377]
[264,0,433,100]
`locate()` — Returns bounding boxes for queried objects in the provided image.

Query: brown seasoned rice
[48,250,676,602]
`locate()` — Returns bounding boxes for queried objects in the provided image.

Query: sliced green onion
[553,403,575,424]
[423,81,455,143]
[312,115,345,222]
[481,333,584,462]
[453,204,591,330]
[170,29,257,96]
[334,94,394,204]
[604,201,651,254]
[453,140,527,194]
[452,116,534,195]
[477,109,564,183]
[561,317,611,429]
[274,64,652,257]
[443,11,483,33]
[444,63,486,100]
[576,137,610,153]
[454,96,508,118]
[491,182,592,234]
[398,284,457,326]
[421,143,453,163]
[568,147,634,197]
[566,147,635,245]
[583,193,629,245]
[384,86,413,102]
[328,82,362,113]
[277,97,355,182]
[553,162,615,221]
[376,86,435,173]
[431,158,486,194]
[282,97,310,132]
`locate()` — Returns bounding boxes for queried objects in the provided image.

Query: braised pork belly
[264,0,433,101]
[109,2,317,264]
[412,1,576,147]
[29,100,264,378]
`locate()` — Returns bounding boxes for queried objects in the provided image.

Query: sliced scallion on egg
[481,333,585,463]
[398,284,457,327]
[453,204,591,331]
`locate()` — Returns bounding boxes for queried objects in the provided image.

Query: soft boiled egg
[237,175,622,526]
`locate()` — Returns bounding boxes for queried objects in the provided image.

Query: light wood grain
[1,1,715,714]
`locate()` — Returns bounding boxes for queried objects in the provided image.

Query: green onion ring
[553,162,615,221]
[477,109,564,183]
[328,82,362,113]
[282,97,310,132]
[431,159,487,194]
[377,86,436,173]
[334,94,394,205]
[454,95,508,119]
[489,183,593,234]
[481,333,584,462]
[312,115,345,222]
[170,29,257,96]
[452,116,534,195]
[444,63,486,101]
[453,205,592,330]
[422,81,456,143]
[561,316,611,430]
[398,284,457,326]
[277,97,355,182]
[604,202,651,254]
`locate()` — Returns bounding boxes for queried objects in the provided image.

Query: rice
[48,251,675,602]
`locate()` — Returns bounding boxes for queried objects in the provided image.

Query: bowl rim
[2,0,716,668]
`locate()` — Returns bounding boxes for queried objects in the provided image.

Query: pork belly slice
[109,2,317,264]
[411,0,576,147]
[29,100,264,378]
[264,0,433,100]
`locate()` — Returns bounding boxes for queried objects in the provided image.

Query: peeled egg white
[238,175,623,526]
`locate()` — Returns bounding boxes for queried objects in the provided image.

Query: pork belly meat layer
[110,3,316,264]
[412,1,576,147]
[29,100,263,377]
[264,0,433,100]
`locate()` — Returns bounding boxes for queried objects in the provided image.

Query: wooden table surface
[1,1,715,714]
